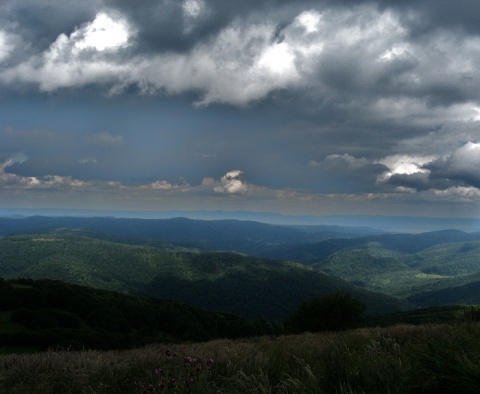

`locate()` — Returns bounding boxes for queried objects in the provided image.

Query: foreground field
[1,323,480,393]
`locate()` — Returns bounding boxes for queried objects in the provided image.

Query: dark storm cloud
[385,172,459,192]
[386,172,431,191]
[0,0,99,53]
[425,143,480,189]
[391,0,480,37]
[103,0,194,52]
[3,0,479,57]
[379,143,480,193]
[35,0,313,54]
[2,0,480,110]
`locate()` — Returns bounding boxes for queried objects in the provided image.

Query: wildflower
[158,382,166,390]
[205,359,214,367]
[143,384,154,392]
[184,356,192,364]
[153,368,163,376]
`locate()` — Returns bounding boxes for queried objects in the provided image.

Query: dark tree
[285,292,365,333]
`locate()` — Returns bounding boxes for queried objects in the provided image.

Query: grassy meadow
[2,322,480,393]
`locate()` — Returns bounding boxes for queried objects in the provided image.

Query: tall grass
[1,323,480,393]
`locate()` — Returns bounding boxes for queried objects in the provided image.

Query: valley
[1,215,480,315]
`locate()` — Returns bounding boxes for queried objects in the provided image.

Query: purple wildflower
[205,359,214,367]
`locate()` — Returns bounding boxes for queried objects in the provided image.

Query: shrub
[285,292,365,333]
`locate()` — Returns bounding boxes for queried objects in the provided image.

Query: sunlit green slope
[0,234,404,320]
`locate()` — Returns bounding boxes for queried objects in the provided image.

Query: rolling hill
[0,233,405,320]
[309,238,480,299]
[406,278,480,307]
[260,229,480,263]
[405,240,480,276]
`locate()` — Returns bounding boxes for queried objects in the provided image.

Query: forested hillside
[0,233,404,320]
[261,229,480,263]
[311,239,480,299]
[0,278,276,351]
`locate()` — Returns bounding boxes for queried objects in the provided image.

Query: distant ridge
[1,208,479,231]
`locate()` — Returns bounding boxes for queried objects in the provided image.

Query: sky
[1,0,480,219]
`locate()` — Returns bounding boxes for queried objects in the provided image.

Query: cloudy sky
[1,0,480,219]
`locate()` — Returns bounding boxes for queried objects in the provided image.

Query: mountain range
[2,215,480,319]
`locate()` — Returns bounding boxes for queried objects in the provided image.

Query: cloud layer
[3,3,480,108]
[1,0,480,217]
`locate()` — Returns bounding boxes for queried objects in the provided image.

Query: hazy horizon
[1,1,480,219]
[2,207,480,233]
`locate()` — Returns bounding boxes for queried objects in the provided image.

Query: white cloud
[379,43,412,62]
[145,180,186,191]
[0,152,28,170]
[36,175,91,188]
[257,42,296,76]
[71,12,130,53]
[150,180,175,190]
[0,31,14,63]
[0,12,135,91]
[376,154,436,183]
[129,6,414,106]
[183,0,204,18]
[472,107,480,122]
[427,142,480,187]
[445,142,480,173]
[46,12,132,57]
[182,0,208,33]
[139,19,301,106]
[375,142,480,193]
[296,10,321,34]
[214,170,249,194]
[430,186,480,201]
[0,154,92,189]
